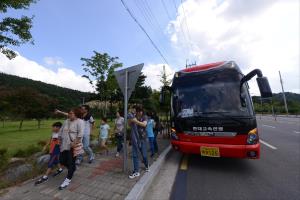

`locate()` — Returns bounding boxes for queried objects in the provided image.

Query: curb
[125,145,172,200]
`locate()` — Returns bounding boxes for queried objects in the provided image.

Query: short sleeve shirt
[146,119,154,138]
[83,114,95,136]
[115,117,125,133]
[100,124,110,139]
[59,119,84,152]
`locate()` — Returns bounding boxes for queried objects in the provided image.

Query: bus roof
[181,61,226,73]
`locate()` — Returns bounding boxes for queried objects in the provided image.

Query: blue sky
[1,0,299,94]
[6,0,180,74]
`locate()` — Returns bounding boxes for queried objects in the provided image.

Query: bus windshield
[172,81,252,118]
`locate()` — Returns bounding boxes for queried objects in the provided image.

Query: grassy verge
[0,119,115,156]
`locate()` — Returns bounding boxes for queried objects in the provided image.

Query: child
[146,112,155,158]
[99,117,110,155]
[35,122,64,185]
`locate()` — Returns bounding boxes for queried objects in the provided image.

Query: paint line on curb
[125,145,172,200]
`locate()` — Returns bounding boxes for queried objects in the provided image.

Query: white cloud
[168,0,299,95]
[44,56,64,67]
[142,63,175,90]
[0,53,95,92]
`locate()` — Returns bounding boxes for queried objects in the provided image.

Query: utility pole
[82,97,85,105]
[279,71,289,114]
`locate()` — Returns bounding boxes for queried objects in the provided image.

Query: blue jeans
[132,140,148,173]
[78,134,94,161]
[116,135,123,153]
[153,134,158,153]
[148,137,155,156]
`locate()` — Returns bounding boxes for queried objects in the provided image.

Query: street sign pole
[123,70,128,172]
[114,63,144,173]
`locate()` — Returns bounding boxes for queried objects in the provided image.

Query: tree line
[252,93,300,115]
[0,51,171,130]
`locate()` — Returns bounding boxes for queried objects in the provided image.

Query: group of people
[34,104,161,189]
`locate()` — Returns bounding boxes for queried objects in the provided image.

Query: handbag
[67,120,84,157]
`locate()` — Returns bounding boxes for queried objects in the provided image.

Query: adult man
[76,105,95,164]
[128,106,149,179]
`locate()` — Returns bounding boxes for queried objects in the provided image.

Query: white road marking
[294,131,300,134]
[260,140,277,150]
[262,124,276,128]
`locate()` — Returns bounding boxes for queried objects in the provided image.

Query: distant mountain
[0,73,95,110]
[272,92,300,102]
[252,92,300,103]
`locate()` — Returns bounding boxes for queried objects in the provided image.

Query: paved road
[168,116,300,200]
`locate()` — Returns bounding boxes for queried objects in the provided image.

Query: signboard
[114,63,144,101]
[114,63,144,172]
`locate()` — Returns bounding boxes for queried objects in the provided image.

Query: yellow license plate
[200,147,220,157]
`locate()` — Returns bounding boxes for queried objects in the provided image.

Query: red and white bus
[161,61,272,159]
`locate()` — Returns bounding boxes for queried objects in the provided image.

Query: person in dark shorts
[35,122,64,185]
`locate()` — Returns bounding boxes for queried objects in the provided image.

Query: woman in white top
[58,107,83,190]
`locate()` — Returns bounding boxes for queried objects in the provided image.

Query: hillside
[0,73,95,110]
[252,92,300,114]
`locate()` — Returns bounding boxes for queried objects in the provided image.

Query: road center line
[260,139,277,150]
[180,154,189,170]
[262,124,276,128]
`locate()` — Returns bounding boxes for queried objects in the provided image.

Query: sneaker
[88,156,94,164]
[115,152,120,157]
[145,166,150,172]
[35,176,48,185]
[59,178,71,190]
[75,159,81,165]
[129,172,140,179]
[53,168,63,177]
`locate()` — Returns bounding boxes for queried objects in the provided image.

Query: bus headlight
[171,128,179,140]
[247,128,259,145]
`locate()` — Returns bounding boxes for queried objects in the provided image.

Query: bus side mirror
[256,77,272,98]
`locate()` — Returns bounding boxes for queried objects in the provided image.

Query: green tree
[160,65,171,88]
[130,73,152,105]
[0,0,37,59]
[159,65,172,121]
[0,87,54,130]
[81,51,122,116]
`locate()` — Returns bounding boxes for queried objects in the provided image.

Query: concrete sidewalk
[1,135,170,200]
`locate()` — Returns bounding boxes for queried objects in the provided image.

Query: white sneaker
[145,166,150,172]
[129,172,140,179]
[59,178,71,190]
[115,152,120,157]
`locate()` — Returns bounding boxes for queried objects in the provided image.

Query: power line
[180,0,192,42]
[133,0,158,34]
[171,0,191,57]
[142,0,166,36]
[161,0,172,21]
[120,0,169,65]
[133,0,168,44]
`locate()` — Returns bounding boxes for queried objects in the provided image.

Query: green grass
[0,120,60,156]
[0,119,115,156]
